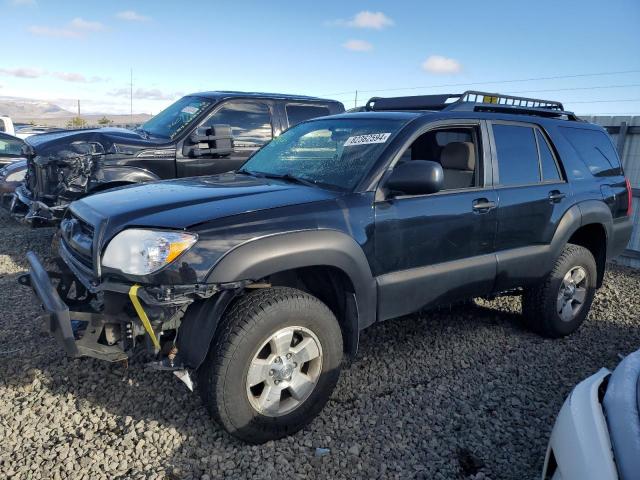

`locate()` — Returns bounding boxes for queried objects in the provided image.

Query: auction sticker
[344,132,392,146]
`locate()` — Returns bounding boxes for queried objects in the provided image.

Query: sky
[0,0,639,116]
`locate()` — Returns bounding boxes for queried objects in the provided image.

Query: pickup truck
[7,92,344,224]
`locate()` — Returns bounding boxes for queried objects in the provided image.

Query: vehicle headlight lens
[102,229,197,275]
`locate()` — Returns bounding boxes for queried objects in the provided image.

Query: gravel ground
[1,209,639,480]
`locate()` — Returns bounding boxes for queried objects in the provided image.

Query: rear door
[282,103,332,129]
[178,100,274,177]
[489,121,570,291]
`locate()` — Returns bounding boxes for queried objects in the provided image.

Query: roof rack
[366,90,578,120]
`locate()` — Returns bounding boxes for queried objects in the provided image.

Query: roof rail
[366,90,578,120]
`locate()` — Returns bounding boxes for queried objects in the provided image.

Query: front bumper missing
[22,251,129,362]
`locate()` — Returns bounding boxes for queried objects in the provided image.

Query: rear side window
[560,127,622,177]
[493,124,540,185]
[205,102,273,148]
[536,130,561,181]
[286,104,331,127]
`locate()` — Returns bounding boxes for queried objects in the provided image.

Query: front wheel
[198,287,343,443]
[522,244,597,338]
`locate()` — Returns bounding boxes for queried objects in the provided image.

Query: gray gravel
[1,208,639,480]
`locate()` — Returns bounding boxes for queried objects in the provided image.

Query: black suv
[23,91,633,443]
[8,92,343,223]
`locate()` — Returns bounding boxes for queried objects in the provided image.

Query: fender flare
[91,165,160,188]
[210,228,376,336]
[550,202,613,256]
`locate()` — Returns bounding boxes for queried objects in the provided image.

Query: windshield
[141,96,212,139]
[240,118,406,191]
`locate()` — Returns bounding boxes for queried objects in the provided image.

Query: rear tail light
[625,178,633,216]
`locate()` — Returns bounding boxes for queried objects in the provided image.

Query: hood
[70,172,344,236]
[25,127,168,157]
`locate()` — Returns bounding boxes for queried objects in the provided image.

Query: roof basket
[366,90,578,120]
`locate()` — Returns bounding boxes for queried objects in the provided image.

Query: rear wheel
[522,243,597,338]
[198,287,343,443]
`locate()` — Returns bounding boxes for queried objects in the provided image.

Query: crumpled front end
[13,141,104,223]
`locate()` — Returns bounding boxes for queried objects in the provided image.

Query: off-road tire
[522,243,597,338]
[198,287,343,443]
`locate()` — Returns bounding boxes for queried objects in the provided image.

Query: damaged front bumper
[22,251,130,362]
[22,251,239,373]
[10,185,68,224]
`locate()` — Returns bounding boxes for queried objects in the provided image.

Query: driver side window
[397,126,482,191]
[203,101,273,152]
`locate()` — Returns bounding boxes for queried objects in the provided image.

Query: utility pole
[77,99,80,117]
[130,68,133,123]
[354,90,358,109]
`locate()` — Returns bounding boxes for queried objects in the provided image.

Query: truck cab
[9,92,344,223]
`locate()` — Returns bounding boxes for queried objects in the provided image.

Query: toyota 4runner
[22,91,633,443]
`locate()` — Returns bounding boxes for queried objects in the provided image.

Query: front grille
[60,212,94,271]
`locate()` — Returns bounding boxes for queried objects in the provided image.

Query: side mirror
[386,160,444,196]
[184,124,234,158]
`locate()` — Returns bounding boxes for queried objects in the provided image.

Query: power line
[505,83,640,94]
[319,69,640,97]
[566,98,640,104]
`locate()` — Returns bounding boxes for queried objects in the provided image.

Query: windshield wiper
[245,171,318,188]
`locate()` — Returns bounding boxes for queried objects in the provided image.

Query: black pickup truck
[23,91,633,443]
[7,92,343,223]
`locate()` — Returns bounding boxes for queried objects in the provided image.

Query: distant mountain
[0,96,152,127]
[0,96,73,119]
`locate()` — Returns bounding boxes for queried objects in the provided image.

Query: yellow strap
[128,284,161,350]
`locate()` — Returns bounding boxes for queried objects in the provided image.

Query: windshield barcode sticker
[344,133,392,146]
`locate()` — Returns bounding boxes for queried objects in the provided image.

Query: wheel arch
[92,165,160,187]
[206,230,377,354]
[550,201,612,288]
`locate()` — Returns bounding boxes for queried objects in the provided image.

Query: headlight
[102,229,197,275]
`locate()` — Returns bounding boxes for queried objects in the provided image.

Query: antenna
[130,68,133,124]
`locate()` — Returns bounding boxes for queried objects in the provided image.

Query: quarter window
[205,102,272,149]
[286,105,330,127]
[537,130,561,181]
[560,127,622,177]
[493,124,540,185]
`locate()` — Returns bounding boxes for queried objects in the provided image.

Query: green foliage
[66,116,87,128]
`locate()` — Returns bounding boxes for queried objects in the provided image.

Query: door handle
[548,190,566,203]
[472,198,496,213]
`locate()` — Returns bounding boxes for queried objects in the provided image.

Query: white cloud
[330,11,394,29]
[110,87,180,101]
[28,25,82,38]
[70,17,105,31]
[0,67,45,78]
[342,39,373,52]
[116,10,150,22]
[422,55,462,74]
[52,72,106,83]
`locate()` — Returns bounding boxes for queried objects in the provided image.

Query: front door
[374,121,498,321]
[177,101,274,177]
